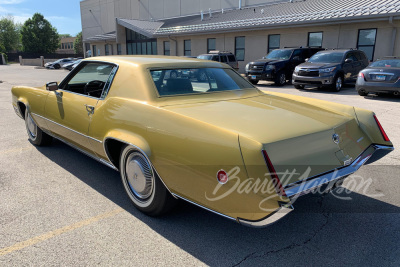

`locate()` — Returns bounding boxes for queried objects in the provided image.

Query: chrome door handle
[84,104,95,115]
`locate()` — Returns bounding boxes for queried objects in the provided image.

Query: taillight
[373,115,390,142]
[358,72,366,81]
[262,150,286,197]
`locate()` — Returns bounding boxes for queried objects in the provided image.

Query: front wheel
[25,109,52,146]
[275,72,286,86]
[332,75,343,92]
[120,146,177,216]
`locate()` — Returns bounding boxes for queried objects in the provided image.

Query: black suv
[197,51,239,71]
[245,47,323,85]
[292,49,369,91]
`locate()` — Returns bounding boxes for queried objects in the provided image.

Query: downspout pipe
[239,0,242,10]
[389,16,397,56]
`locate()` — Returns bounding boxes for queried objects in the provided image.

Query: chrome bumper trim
[237,144,393,228]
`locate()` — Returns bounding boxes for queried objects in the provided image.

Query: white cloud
[0,0,25,4]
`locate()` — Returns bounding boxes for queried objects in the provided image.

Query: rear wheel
[25,109,52,146]
[357,90,368,96]
[294,84,304,89]
[120,146,177,216]
[249,79,259,85]
[275,72,286,86]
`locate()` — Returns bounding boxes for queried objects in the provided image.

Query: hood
[163,94,354,144]
[298,62,340,69]
[250,59,287,65]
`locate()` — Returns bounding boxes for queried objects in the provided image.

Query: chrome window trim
[32,113,103,144]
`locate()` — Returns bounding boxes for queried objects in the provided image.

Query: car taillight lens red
[358,72,366,81]
[373,115,390,142]
[262,150,286,197]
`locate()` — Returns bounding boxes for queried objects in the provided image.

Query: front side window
[207,38,216,53]
[60,62,117,99]
[150,68,254,97]
[268,34,280,53]
[184,40,191,56]
[308,32,323,48]
[235,36,245,61]
[357,29,377,61]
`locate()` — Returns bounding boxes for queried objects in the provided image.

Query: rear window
[370,59,400,68]
[150,68,254,97]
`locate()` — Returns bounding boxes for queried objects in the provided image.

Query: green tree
[20,13,59,53]
[0,16,20,52]
[74,32,83,55]
[59,33,72,39]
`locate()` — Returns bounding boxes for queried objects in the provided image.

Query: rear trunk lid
[163,94,371,185]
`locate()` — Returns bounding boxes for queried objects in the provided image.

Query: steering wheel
[84,80,105,95]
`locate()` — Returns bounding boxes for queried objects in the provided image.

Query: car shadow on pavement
[363,94,400,102]
[35,140,400,266]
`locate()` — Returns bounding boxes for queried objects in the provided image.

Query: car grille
[250,64,264,71]
[298,69,319,77]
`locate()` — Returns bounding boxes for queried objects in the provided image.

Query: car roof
[85,55,226,68]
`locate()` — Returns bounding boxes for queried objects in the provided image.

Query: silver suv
[197,51,239,71]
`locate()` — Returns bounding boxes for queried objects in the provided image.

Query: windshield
[370,59,400,68]
[309,52,344,63]
[150,68,254,96]
[264,49,292,60]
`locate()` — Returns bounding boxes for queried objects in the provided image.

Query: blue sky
[0,0,82,36]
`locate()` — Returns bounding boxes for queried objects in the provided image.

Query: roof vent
[222,8,224,14]
[261,9,264,14]
[209,8,212,18]
[201,10,204,21]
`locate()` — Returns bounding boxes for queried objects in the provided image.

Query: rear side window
[228,55,236,62]
[220,55,228,63]
[345,53,358,62]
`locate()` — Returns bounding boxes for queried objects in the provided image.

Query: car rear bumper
[238,144,394,227]
[356,80,400,94]
[292,73,334,86]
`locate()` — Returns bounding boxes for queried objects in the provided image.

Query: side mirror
[345,58,353,64]
[305,58,309,62]
[46,82,58,91]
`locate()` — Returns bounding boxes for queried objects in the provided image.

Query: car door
[289,49,303,75]
[343,52,358,82]
[44,61,117,152]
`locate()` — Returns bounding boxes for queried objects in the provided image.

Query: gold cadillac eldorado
[11,56,394,227]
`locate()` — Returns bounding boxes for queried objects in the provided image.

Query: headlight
[294,66,300,73]
[265,64,276,70]
[319,67,336,73]
[245,64,250,72]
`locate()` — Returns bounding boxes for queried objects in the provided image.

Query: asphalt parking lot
[0,64,399,266]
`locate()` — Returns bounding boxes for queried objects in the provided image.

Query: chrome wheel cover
[336,77,342,91]
[124,152,154,201]
[26,113,37,139]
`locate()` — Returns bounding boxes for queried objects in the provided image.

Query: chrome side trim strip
[171,194,237,222]
[32,113,103,143]
[238,203,294,228]
[103,137,178,198]
[44,130,118,171]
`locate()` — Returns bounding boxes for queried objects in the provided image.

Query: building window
[207,38,216,53]
[105,44,110,55]
[308,32,323,48]
[235,36,245,61]
[126,29,157,55]
[93,45,97,56]
[164,41,170,55]
[268,34,280,53]
[357,28,377,61]
[117,44,122,55]
[184,40,191,56]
